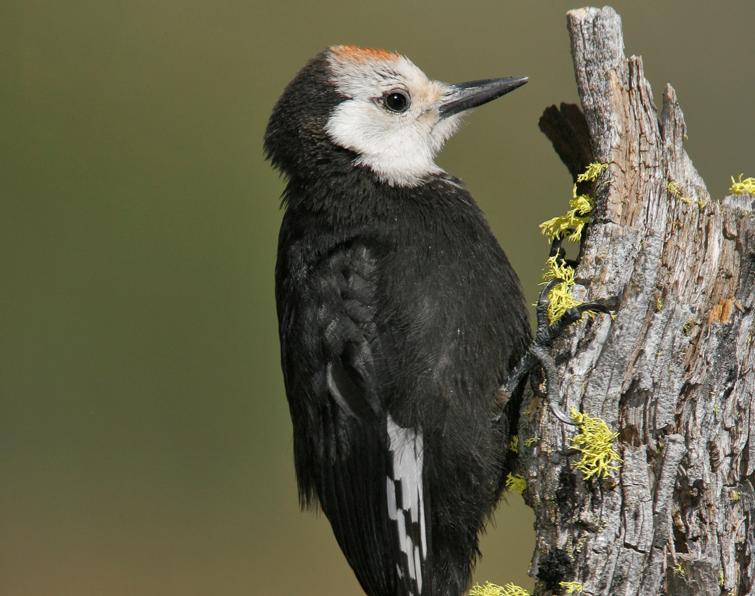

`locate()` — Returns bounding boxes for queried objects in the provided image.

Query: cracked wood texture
[518,7,755,595]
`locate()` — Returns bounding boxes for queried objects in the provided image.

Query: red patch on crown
[330,45,400,63]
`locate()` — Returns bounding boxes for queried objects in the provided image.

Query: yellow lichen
[509,435,519,453]
[541,256,593,324]
[576,162,608,183]
[569,408,622,480]
[673,562,686,577]
[505,473,527,495]
[559,581,584,594]
[730,490,741,503]
[540,162,607,242]
[538,163,609,321]
[667,180,695,205]
[469,581,530,596]
[523,437,539,448]
[730,174,755,195]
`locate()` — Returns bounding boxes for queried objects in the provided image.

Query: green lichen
[469,581,530,596]
[667,179,707,209]
[559,581,584,594]
[577,162,609,184]
[730,174,755,195]
[539,162,607,242]
[541,256,593,324]
[569,408,622,480]
[538,163,610,323]
[667,180,693,204]
[505,473,527,495]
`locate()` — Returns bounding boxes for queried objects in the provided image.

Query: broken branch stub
[520,6,755,595]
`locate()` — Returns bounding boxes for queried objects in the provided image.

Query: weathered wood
[519,7,755,595]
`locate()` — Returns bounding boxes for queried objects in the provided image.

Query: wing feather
[387,414,426,595]
[279,240,431,595]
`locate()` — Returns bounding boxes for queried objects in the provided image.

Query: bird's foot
[497,276,618,426]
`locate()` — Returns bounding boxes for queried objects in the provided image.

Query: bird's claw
[497,271,618,426]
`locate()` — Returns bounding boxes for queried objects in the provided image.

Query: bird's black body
[266,50,530,596]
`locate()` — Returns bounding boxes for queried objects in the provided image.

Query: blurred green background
[2,1,753,594]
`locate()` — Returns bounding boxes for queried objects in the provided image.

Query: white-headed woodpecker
[265,46,530,596]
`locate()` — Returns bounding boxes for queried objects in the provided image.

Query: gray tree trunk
[518,7,755,595]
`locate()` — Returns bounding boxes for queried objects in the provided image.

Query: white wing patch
[386,414,426,594]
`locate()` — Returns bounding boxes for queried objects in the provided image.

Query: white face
[325,47,462,188]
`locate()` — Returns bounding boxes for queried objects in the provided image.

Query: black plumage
[265,48,530,596]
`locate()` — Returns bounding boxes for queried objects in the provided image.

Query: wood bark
[518,7,755,595]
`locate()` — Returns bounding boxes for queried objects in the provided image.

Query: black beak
[438,76,528,118]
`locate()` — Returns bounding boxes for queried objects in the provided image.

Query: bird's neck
[280,167,481,252]
[282,162,400,224]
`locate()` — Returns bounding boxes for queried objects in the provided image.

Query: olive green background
[2,1,753,594]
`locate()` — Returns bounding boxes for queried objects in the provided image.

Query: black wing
[277,238,431,595]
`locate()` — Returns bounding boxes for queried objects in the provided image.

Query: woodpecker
[265,46,530,596]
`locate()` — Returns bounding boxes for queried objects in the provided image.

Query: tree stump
[519,7,755,595]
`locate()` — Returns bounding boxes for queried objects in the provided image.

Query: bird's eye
[383,90,410,113]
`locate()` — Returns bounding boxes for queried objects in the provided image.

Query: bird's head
[264,45,527,187]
